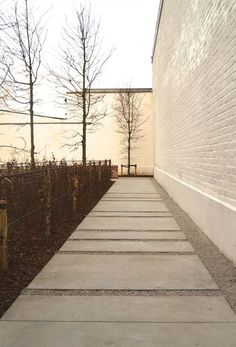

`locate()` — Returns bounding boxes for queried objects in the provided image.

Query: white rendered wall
[153,0,236,264]
[0,90,153,175]
[71,90,153,175]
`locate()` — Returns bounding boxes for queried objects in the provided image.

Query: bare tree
[113,89,147,176]
[51,5,111,165]
[0,0,47,168]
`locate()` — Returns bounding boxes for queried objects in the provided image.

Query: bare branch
[50,4,111,164]
[0,136,38,154]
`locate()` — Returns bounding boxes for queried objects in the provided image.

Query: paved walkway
[1,178,236,346]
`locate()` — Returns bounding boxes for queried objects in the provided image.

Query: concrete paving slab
[3,296,236,322]
[102,198,163,201]
[105,193,161,199]
[77,217,180,230]
[88,211,173,217]
[27,254,218,290]
[108,187,157,194]
[69,231,186,240]
[60,240,194,253]
[108,179,157,194]
[1,321,236,347]
[108,181,155,189]
[93,200,169,212]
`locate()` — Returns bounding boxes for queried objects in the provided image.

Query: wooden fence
[0,160,112,271]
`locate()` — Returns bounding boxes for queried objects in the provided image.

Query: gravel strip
[68,239,187,242]
[57,251,195,255]
[153,180,236,313]
[86,215,173,218]
[74,229,180,232]
[22,288,221,297]
[75,229,178,232]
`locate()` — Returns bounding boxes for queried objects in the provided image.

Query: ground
[0,180,113,317]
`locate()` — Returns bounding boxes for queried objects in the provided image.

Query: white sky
[2,0,159,116]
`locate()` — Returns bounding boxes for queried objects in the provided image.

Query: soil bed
[0,180,113,318]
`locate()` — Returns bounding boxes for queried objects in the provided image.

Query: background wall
[0,89,153,175]
[81,89,153,175]
[153,0,236,264]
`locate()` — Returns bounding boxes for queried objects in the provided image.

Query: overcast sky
[2,0,159,116]
[44,0,159,85]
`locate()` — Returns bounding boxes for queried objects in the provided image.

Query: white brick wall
[153,0,236,209]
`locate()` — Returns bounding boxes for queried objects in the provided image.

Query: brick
[153,0,236,207]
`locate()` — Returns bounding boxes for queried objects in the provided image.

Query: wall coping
[152,0,164,63]
[67,88,152,95]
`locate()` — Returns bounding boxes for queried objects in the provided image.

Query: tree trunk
[128,136,131,176]
[82,36,86,166]
[26,0,35,169]
[82,87,87,166]
[82,119,86,166]
[127,92,131,176]
[29,72,35,169]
